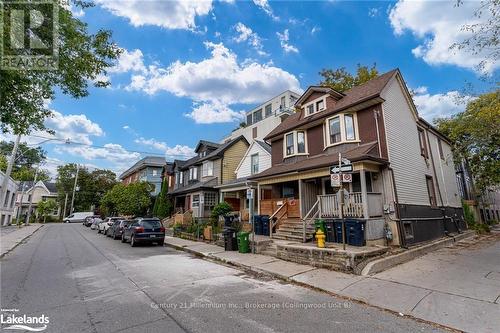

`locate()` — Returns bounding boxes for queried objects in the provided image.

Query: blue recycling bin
[345,219,366,247]
[253,215,262,235]
[334,220,344,244]
[261,215,270,236]
[324,219,336,242]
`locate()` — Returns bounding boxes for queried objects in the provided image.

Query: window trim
[202,161,214,177]
[324,113,360,148]
[426,175,437,207]
[189,167,198,180]
[303,95,327,118]
[437,138,444,160]
[283,130,308,158]
[250,153,259,175]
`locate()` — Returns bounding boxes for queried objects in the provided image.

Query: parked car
[64,212,94,223]
[121,218,165,247]
[108,219,130,240]
[98,217,121,235]
[90,218,102,230]
[84,215,100,227]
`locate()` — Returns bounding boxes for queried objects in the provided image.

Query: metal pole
[62,192,68,220]
[16,182,26,227]
[1,134,21,226]
[250,190,255,253]
[339,152,346,250]
[25,167,38,225]
[70,164,79,214]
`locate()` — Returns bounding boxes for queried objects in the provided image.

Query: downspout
[374,109,383,158]
[388,167,407,248]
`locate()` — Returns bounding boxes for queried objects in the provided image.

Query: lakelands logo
[0,310,49,332]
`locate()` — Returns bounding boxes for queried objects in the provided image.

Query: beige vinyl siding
[236,142,272,179]
[381,77,431,206]
[222,140,249,183]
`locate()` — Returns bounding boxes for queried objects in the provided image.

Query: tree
[37,200,58,223]
[101,182,152,217]
[153,179,173,219]
[319,64,379,92]
[435,91,500,194]
[0,141,50,181]
[0,1,121,135]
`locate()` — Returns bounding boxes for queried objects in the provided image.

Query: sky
[3,0,497,178]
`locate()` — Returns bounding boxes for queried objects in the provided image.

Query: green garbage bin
[314,219,326,233]
[237,232,250,253]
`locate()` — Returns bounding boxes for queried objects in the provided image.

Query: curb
[0,225,44,259]
[360,230,476,276]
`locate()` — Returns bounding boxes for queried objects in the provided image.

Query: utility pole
[70,165,79,214]
[15,182,26,227]
[63,193,68,220]
[25,167,38,225]
[1,134,21,226]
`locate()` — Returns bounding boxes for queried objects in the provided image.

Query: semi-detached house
[250,69,465,247]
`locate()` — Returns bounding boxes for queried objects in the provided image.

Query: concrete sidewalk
[0,224,44,258]
[164,233,500,333]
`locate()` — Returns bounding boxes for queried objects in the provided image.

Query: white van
[64,212,95,223]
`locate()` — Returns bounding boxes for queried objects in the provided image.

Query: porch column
[360,169,369,219]
[257,183,261,215]
[219,191,224,203]
[298,179,303,218]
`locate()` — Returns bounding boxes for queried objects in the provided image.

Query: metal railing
[302,199,319,242]
[269,201,288,238]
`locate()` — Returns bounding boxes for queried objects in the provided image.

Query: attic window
[304,96,327,117]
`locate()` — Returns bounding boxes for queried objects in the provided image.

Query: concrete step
[272,233,311,242]
[277,227,315,235]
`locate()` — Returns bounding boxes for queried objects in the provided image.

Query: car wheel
[121,234,126,243]
[130,235,136,247]
[97,228,101,234]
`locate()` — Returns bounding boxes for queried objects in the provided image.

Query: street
[0,224,445,333]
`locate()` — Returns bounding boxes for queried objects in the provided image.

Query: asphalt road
[1,224,446,333]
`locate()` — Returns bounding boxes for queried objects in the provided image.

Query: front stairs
[272,218,315,242]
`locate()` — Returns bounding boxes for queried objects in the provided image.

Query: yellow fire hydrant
[315,229,326,248]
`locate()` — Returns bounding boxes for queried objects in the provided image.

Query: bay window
[286,133,294,156]
[325,113,359,146]
[189,167,197,180]
[328,116,341,144]
[297,131,306,154]
[284,131,307,157]
[344,114,355,140]
[202,161,214,177]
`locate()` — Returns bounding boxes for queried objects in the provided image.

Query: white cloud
[253,0,278,20]
[97,0,213,30]
[122,125,130,130]
[126,42,301,123]
[389,0,498,74]
[45,111,104,145]
[185,101,244,124]
[233,22,267,56]
[109,49,146,74]
[368,8,379,18]
[311,26,321,35]
[276,29,299,54]
[135,137,195,159]
[413,90,472,122]
[56,143,141,170]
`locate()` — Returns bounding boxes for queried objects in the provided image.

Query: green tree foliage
[56,164,117,215]
[153,179,173,219]
[319,64,379,92]
[37,200,58,223]
[0,0,121,135]
[0,141,50,181]
[435,91,500,194]
[210,201,233,219]
[101,182,152,217]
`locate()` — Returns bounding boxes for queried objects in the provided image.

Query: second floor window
[328,116,341,144]
[265,104,272,117]
[284,131,307,157]
[281,96,286,107]
[189,167,198,180]
[202,161,213,177]
[152,169,158,176]
[179,171,183,184]
[418,128,428,158]
[251,153,259,175]
[246,113,252,125]
[297,131,306,154]
[286,133,294,156]
[253,109,262,123]
[344,114,355,140]
[307,104,314,115]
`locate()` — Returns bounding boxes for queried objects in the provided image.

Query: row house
[16,181,60,219]
[170,137,249,218]
[119,156,165,195]
[249,69,465,247]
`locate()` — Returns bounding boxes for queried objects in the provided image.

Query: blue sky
[6,0,496,177]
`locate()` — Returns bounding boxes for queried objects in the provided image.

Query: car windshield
[141,220,161,228]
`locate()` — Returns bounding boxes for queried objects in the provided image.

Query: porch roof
[214,177,258,191]
[169,177,218,195]
[249,141,388,181]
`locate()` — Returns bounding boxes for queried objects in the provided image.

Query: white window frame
[251,153,259,175]
[283,130,308,158]
[189,167,198,180]
[179,171,184,184]
[303,95,327,117]
[202,161,214,177]
[192,194,200,208]
[324,113,360,148]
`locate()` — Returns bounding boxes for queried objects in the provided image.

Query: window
[152,169,158,176]
[192,194,200,208]
[265,104,272,117]
[297,131,306,154]
[306,104,314,115]
[280,96,286,107]
[252,127,258,139]
[251,153,259,175]
[328,116,341,144]
[253,109,262,123]
[204,192,217,207]
[189,167,198,180]
[426,176,436,206]
[284,131,307,157]
[285,133,294,156]
[316,100,325,111]
[179,171,184,184]
[403,221,414,239]
[418,128,427,157]
[344,114,356,140]
[202,161,213,177]
[246,113,252,125]
[437,139,444,160]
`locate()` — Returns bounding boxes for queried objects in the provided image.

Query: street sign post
[330,174,341,187]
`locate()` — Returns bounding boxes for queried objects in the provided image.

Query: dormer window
[304,96,327,117]
[316,100,325,111]
[325,113,359,147]
[284,130,308,157]
[306,104,314,115]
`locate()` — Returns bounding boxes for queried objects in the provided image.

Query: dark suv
[121,218,165,247]
[108,219,130,239]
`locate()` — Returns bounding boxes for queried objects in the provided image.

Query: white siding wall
[236,143,272,179]
[381,77,431,206]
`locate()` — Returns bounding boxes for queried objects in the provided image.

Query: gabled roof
[181,136,249,169]
[43,181,57,193]
[265,69,399,141]
[234,139,272,175]
[255,140,272,154]
[195,140,221,153]
[119,156,166,179]
[248,141,387,180]
[295,86,345,106]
